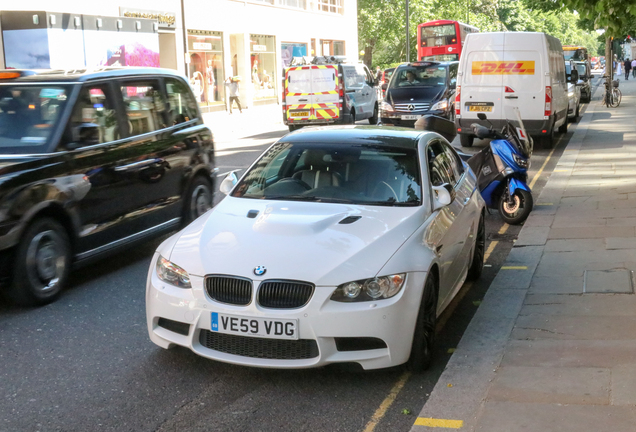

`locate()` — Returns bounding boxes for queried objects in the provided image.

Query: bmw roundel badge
[254,266,266,276]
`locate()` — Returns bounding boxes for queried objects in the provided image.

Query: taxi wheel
[407,272,438,372]
[8,217,71,306]
[184,176,213,225]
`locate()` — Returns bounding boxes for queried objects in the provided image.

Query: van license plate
[211,312,298,340]
[468,106,493,112]
[290,111,309,117]
[401,115,420,120]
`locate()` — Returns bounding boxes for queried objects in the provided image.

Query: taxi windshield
[0,84,71,154]
[390,65,448,88]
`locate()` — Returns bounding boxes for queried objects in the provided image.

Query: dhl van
[455,32,570,148]
[282,56,378,132]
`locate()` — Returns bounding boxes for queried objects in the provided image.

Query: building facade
[0,0,358,112]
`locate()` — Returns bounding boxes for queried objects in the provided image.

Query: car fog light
[343,282,362,298]
[365,278,385,299]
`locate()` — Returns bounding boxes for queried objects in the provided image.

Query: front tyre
[407,272,438,372]
[369,103,379,124]
[8,217,71,306]
[467,214,485,281]
[499,188,533,225]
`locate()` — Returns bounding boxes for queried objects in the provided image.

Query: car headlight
[156,255,191,288]
[431,100,449,111]
[331,274,406,302]
[512,154,530,169]
[380,101,394,112]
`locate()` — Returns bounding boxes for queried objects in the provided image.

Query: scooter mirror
[477,113,488,120]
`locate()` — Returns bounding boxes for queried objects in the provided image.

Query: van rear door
[311,65,340,122]
[285,67,313,123]
[460,33,504,122]
[501,33,543,121]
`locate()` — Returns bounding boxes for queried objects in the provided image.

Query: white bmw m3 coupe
[146,125,486,371]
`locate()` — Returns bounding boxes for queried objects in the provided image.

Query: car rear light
[455,85,461,115]
[544,86,552,117]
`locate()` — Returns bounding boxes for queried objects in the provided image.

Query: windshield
[232,142,422,206]
[0,84,70,154]
[563,48,586,61]
[505,106,532,158]
[390,65,448,88]
[420,24,457,47]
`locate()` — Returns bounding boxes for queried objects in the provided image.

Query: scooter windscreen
[504,106,532,158]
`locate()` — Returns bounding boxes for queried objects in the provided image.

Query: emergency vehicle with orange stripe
[455,32,569,149]
[282,56,378,132]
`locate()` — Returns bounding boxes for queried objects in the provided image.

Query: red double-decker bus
[417,20,479,62]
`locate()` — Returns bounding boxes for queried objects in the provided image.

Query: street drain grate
[584,270,634,293]
[487,233,518,241]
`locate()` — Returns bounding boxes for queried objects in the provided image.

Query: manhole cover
[584,270,633,293]
[487,233,518,241]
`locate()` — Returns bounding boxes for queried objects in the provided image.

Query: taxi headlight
[156,255,191,288]
[331,274,406,302]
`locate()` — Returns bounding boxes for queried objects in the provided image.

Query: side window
[355,65,369,86]
[442,143,464,183]
[343,66,361,89]
[427,140,455,187]
[165,78,199,125]
[121,80,166,136]
[449,64,458,85]
[62,84,119,147]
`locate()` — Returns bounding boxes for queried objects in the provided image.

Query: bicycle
[602,75,622,107]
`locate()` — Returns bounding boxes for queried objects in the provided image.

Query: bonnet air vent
[247,210,260,219]
[339,216,361,225]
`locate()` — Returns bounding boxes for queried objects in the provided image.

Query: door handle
[505,95,518,99]
[299,98,308,101]
[114,158,163,172]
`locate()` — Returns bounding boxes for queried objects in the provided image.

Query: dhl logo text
[472,61,535,75]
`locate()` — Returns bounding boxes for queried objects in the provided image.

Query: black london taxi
[0,68,215,306]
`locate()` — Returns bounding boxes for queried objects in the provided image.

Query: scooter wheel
[499,189,533,225]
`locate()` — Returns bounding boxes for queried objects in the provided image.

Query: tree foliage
[359,0,602,67]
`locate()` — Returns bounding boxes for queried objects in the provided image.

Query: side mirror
[432,184,453,211]
[477,113,487,120]
[69,123,100,149]
[219,171,239,195]
[381,83,388,91]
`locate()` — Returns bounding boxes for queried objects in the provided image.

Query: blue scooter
[466,109,533,225]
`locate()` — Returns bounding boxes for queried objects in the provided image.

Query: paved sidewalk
[412,77,636,431]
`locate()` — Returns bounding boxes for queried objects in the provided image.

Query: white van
[455,32,569,148]
[282,57,378,132]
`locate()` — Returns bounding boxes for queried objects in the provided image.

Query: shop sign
[193,42,213,50]
[253,45,267,52]
[119,8,176,29]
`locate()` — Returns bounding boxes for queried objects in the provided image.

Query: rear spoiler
[415,115,457,143]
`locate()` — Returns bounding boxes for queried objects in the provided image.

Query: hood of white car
[169,197,425,285]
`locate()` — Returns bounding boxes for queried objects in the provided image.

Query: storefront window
[250,34,277,101]
[188,31,225,106]
[315,0,343,14]
[281,0,307,8]
[281,43,307,68]
[320,40,345,56]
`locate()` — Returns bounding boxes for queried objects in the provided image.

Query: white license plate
[211,312,298,340]
[290,111,309,117]
[401,115,420,120]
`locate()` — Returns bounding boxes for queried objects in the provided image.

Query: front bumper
[381,109,448,127]
[146,254,427,370]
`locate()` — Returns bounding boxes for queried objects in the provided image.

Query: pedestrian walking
[225,76,243,114]
[375,66,382,86]
[616,60,622,77]
[631,58,636,77]
[624,58,632,80]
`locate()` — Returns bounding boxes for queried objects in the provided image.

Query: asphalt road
[0,95,593,432]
